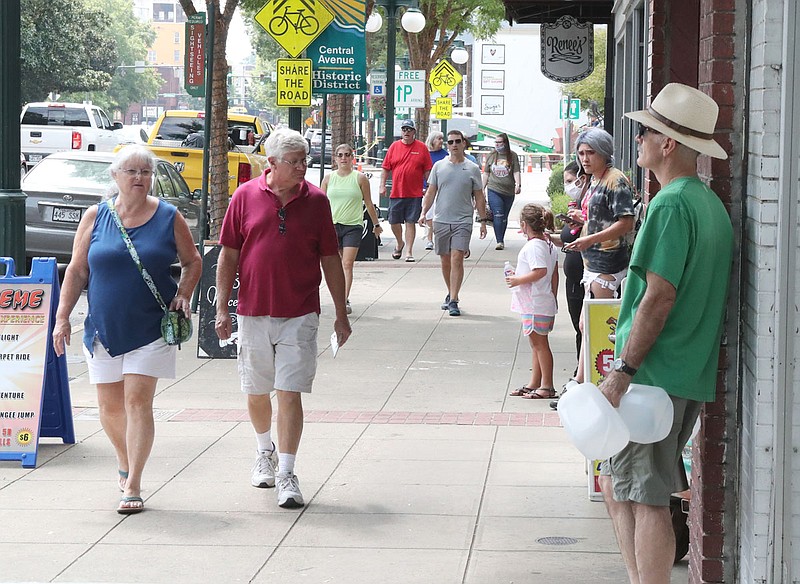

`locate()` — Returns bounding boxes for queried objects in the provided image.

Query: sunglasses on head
[447,138,463,145]
[637,123,661,138]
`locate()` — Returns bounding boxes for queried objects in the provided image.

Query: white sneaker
[276,472,305,508]
[251,447,278,488]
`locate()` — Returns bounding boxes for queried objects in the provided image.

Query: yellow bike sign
[255,0,334,58]
[429,59,462,97]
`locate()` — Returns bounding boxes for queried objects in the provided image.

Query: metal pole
[383,2,397,155]
[200,4,214,245]
[319,94,327,184]
[0,1,25,273]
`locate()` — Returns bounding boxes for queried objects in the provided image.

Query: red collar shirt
[219,169,339,317]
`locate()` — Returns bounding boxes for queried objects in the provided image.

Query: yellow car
[143,110,273,195]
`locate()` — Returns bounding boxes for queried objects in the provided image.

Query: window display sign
[0,258,74,468]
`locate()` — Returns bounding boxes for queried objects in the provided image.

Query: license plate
[52,207,82,223]
[29,154,42,163]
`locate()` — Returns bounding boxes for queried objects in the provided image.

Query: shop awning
[477,123,554,153]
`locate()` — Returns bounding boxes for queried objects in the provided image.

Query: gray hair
[110,144,157,174]
[265,128,308,161]
[574,128,615,167]
[426,131,444,150]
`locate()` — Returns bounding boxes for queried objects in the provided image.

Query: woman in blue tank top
[320,143,382,314]
[52,145,201,515]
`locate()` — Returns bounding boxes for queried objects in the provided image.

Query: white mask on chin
[565,181,583,201]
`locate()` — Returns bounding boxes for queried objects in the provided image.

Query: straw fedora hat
[624,83,728,160]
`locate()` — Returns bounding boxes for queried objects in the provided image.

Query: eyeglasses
[279,158,308,169]
[637,123,661,138]
[447,138,463,145]
[120,169,154,178]
[277,207,286,236]
[336,152,353,158]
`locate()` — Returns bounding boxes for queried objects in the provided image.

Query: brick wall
[691,0,742,583]
[736,1,787,581]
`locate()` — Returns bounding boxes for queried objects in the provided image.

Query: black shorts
[335,223,362,249]
[388,197,422,225]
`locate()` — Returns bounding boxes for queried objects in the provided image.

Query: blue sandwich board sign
[0,257,75,468]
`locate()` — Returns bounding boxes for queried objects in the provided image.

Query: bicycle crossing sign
[429,59,462,97]
[255,0,334,58]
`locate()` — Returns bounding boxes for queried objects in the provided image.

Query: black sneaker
[441,294,450,310]
[448,300,461,316]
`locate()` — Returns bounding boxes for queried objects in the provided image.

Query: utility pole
[0,1,24,271]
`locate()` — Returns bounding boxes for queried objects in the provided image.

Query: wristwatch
[613,358,637,376]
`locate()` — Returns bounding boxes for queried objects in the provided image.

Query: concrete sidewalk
[0,173,689,583]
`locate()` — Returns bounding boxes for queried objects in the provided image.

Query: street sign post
[429,60,462,97]
[184,12,205,97]
[276,59,312,106]
[560,98,581,120]
[395,70,425,108]
[255,0,334,58]
[435,97,452,119]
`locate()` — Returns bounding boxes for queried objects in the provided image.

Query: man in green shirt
[598,84,733,584]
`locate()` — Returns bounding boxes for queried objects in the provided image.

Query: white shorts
[237,313,319,395]
[581,268,628,298]
[83,337,177,384]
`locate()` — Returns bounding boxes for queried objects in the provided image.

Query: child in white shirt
[506,204,559,399]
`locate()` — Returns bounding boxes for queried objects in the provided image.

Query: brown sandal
[522,388,557,399]
[509,386,535,397]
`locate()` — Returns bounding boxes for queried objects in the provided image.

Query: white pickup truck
[20,102,122,169]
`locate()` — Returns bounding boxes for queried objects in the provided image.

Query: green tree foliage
[403,0,506,140]
[20,0,118,103]
[562,28,606,117]
[60,0,163,117]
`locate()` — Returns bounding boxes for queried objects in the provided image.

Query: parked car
[23,150,201,265]
[306,129,332,167]
[143,110,273,195]
[20,102,122,169]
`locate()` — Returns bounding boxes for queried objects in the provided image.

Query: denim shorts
[600,395,702,506]
[388,197,423,224]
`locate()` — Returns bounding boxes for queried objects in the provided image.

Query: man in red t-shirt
[379,119,433,262]
[215,128,351,510]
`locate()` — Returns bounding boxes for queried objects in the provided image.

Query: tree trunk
[208,8,230,239]
[329,94,354,156]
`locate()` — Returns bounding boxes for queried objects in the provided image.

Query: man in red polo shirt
[379,119,433,262]
[215,128,351,509]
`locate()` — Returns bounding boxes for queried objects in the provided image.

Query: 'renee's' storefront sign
[540,15,594,83]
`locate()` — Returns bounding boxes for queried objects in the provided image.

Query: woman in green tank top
[321,144,382,314]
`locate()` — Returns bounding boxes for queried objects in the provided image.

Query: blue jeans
[487,189,514,244]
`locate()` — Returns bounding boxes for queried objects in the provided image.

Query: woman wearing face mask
[482,133,521,250]
[559,128,634,399]
[548,161,585,364]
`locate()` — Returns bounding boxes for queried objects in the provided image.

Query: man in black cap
[379,119,433,262]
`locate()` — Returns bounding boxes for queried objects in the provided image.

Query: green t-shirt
[326,171,363,226]
[615,177,733,402]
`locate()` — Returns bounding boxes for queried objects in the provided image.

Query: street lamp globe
[401,8,426,33]
[451,46,469,64]
[365,11,383,33]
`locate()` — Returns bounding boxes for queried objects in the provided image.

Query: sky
[226,7,253,65]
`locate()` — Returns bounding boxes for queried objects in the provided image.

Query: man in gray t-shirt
[419,130,489,316]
